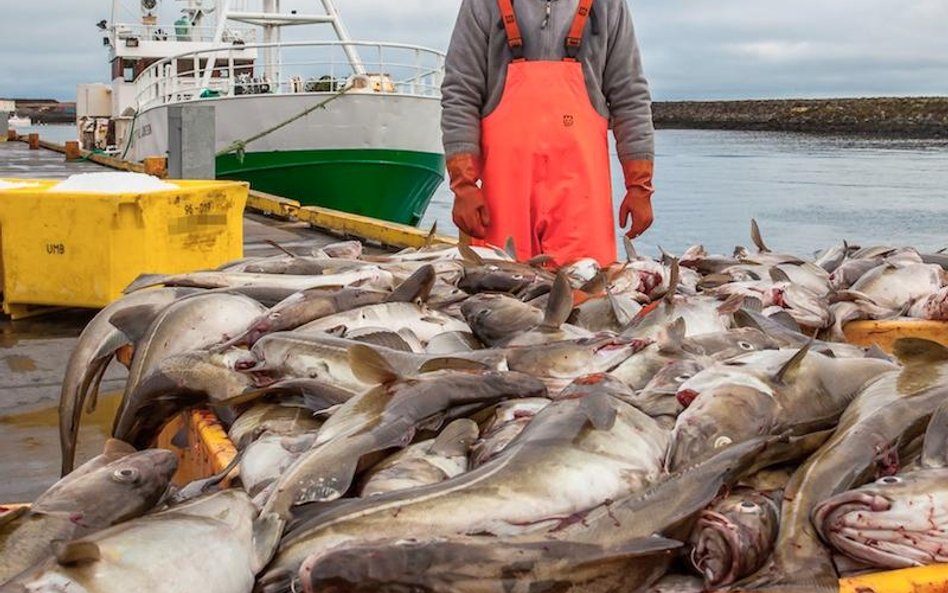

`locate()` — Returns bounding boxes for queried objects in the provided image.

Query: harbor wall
[652,97,948,138]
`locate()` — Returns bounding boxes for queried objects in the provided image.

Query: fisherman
[442,0,655,266]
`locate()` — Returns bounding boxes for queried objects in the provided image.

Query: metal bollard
[28,133,40,150]
[143,156,168,178]
[65,141,81,161]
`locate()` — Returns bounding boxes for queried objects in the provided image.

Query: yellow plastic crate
[844,319,948,353]
[0,178,247,316]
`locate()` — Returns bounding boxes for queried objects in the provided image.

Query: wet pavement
[0,140,378,502]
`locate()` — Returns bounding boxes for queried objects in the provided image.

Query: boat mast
[319,0,365,75]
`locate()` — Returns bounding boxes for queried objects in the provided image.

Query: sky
[2,0,947,101]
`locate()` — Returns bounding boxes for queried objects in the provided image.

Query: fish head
[458,266,534,295]
[508,336,649,382]
[461,294,542,345]
[667,379,777,470]
[685,327,780,359]
[33,448,178,527]
[812,468,948,568]
[689,488,782,587]
[155,349,259,403]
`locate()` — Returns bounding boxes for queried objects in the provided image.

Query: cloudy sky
[3,0,947,101]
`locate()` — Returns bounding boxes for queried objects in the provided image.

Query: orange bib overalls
[475,0,617,267]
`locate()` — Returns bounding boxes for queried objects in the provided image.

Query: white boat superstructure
[82,0,446,225]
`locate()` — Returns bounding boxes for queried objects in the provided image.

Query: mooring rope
[215,84,352,163]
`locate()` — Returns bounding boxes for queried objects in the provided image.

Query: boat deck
[0,139,385,501]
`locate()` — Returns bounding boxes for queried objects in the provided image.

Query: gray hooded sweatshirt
[441,0,654,162]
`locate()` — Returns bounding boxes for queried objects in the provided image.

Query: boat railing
[112,22,257,45]
[134,41,445,112]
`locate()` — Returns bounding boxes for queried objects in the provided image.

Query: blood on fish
[677,389,700,408]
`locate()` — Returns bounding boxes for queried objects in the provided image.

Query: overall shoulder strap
[497,0,526,61]
[564,0,594,60]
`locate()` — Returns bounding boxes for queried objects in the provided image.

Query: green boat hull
[216,149,445,226]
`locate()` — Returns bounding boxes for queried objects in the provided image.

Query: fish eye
[739,501,759,512]
[714,436,733,449]
[512,275,524,281]
[674,374,692,382]
[738,341,755,351]
[877,476,902,485]
[112,467,140,483]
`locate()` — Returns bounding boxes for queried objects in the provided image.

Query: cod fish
[59,287,200,475]
[111,293,267,445]
[735,339,948,592]
[258,376,668,593]
[0,444,177,585]
[360,418,479,496]
[297,302,470,346]
[223,264,436,347]
[688,488,782,588]
[812,401,948,569]
[294,438,771,593]
[262,346,546,515]
[667,346,897,469]
[4,490,282,593]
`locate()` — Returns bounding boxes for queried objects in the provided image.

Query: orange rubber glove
[447,153,491,239]
[618,159,655,239]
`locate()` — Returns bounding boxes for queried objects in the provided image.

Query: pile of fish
[2,220,948,593]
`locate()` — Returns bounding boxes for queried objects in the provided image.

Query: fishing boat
[80,0,446,226]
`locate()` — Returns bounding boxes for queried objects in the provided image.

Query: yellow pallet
[0,178,247,317]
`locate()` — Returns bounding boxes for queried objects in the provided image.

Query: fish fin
[742,295,764,313]
[251,512,286,574]
[774,341,813,385]
[387,264,435,304]
[458,243,485,266]
[769,267,792,283]
[52,540,101,566]
[579,272,608,296]
[122,273,170,293]
[348,328,414,353]
[347,344,402,384]
[424,221,438,248]
[657,317,686,353]
[264,239,297,258]
[580,393,619,431]
[504,236,517,260]
[417,357,489,374]
[624,235,638,262]
[865,343,893,362]
[893,338,948,365]
[541,271,573,330]
[768,310,802,332]
[430,418,480,456]
[699,273,734,289]
[922,400,948,469]
[717,293,747,315]
[0,506,28,527]
[663,258,681,304]
[658,245,675,266]
[108,305,163,343]
[751,218,770,253]
[526,254,554,267]
[101,438,137,459]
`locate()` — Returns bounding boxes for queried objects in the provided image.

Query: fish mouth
[690,510,741,587]
[811,490,930,568]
